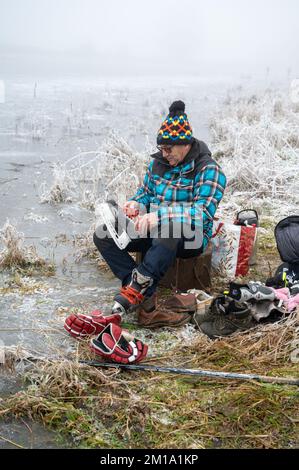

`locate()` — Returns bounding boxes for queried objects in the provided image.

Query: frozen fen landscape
[0,75,298,448]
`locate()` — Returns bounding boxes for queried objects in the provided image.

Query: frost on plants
[39,131,147,209]
[39,162,76,205]
[0,221,47,270]
[211,87,299,220]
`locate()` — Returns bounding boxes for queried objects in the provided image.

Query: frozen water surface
[0,75,283,447]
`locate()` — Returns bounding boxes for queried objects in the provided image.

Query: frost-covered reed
[39,131,148,209]
[211,87,299,219]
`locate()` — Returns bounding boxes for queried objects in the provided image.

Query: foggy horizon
[0,0,298,79]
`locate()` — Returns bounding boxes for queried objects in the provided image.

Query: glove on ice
[64,310,121,340]
[90,323,148,364]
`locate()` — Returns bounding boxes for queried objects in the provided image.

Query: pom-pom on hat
[157,100,193,145]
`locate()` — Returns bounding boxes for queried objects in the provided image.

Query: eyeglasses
[157,145,173,154]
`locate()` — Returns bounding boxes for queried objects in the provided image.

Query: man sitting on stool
[93,100,227,327]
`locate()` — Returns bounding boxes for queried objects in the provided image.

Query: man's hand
[134,212,158,234]
[123,200,140,218]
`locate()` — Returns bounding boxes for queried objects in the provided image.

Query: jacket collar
[151,139,201,175]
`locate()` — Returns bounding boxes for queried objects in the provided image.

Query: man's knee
[93,227,113,253]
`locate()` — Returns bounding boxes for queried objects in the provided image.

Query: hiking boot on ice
[137,293,157,313]
[193,294,229,327]
[163,292,197,313]
[138,292,196,328]
[199,295,256,339]
[138,308,191,328]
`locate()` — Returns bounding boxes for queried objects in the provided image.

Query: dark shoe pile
[138,292,197,328]
[228,280,289,322]
[197,294,256,339]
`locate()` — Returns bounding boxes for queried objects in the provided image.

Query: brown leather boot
[138,308,192,328]
[140,293,157,313]
[137,292,196,328]
[163,292,197,313]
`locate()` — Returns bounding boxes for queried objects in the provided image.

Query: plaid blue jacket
[130,139,226,250]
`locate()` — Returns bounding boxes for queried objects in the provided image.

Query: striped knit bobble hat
[157,100,193,145]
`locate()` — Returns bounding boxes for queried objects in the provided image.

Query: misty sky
[0,0,298,77]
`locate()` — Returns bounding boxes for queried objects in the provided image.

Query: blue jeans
[93,225,203,298]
